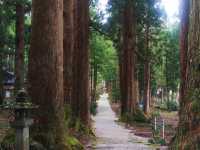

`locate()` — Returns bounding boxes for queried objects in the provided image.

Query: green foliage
[90,101,97,115]
[149,120,166,146]
[65,136,84,150]
[151,110,161,118]
[111,83,120,102]
[90,31,118,81]
[148,137,166,146]
[151,27,180,95]
[90,30,119,102]
[120,109,149,123]
[133,109,149,123]
[165,100,178,111]
[0,0,31,74]
[74,119,93,136]
[160,100,179,111]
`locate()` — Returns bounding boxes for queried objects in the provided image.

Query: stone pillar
[11,119,33,150]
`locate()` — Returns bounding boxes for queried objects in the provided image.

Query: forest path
[89,93,155,150]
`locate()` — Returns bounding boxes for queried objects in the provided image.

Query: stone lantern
[0,89,38,150]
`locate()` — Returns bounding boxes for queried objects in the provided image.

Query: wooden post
[154,117,157,131]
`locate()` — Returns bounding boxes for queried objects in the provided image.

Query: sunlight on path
[90,93,155,150]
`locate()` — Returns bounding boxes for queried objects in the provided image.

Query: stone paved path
[90,93,156,150]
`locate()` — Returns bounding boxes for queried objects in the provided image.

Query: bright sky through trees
[161,0,180,23]
[98,0,180,23]
[161,0,179,17]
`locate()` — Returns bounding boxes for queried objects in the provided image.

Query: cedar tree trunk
[15,2,25,91]
[28,0,66,148]
[71,0,90,126]
[63,0,74,104]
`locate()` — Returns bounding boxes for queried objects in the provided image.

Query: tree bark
[144,61,150,114]
[28,0,66,148]
[120,0,137,116]
[15,2,24,91]
[179,0,189,105]
[0,57,3,104]
[72,0,90,126]
[171,0,200,149]
[63,0,74,104]
[143,2,151,115]
[119,40,126,115]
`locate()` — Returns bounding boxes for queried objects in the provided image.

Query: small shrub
[151,110,161,118]
[166,100,178,111]
[148,137,166,146]
[120,109,149,123]
[90,101,97,115]
[133,109,149,123]
[159,100,178,111]
[111,86,120,103]
[149,123,166,146]
[65,136,84,150]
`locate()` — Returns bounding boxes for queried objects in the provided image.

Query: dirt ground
[110,102,179,144]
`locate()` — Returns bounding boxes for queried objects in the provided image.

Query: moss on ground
[65,136,84,150]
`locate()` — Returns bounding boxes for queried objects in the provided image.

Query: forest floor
[110,102,179,145]
[87,93,165,150]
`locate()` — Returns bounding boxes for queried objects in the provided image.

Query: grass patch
[120,109,150,124]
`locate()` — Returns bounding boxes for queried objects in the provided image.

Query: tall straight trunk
[179,0,189,105]
[63,0,74,104]
[15,2,24,91]
[0,57,3,104]
[0,41,3,103]
[133,78,139,107]
[143,4,151,115]
[119,43,126,115]
[144,61,150,114]
[117,29,126,114]
[171,0,200,149]
[72,0,90,126]
[28,0,66,148]
[121,0,137,115]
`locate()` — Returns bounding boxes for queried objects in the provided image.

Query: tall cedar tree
[28,0,67,148]
[63,0,74,104]
[15,2,24,90]
[0,59,3,104]
[143,2,151,115]
[179,0,189,110]
[120,0,137,116]
[71,0,90,126]
[171,0,200,149]
[170,0,189,148]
